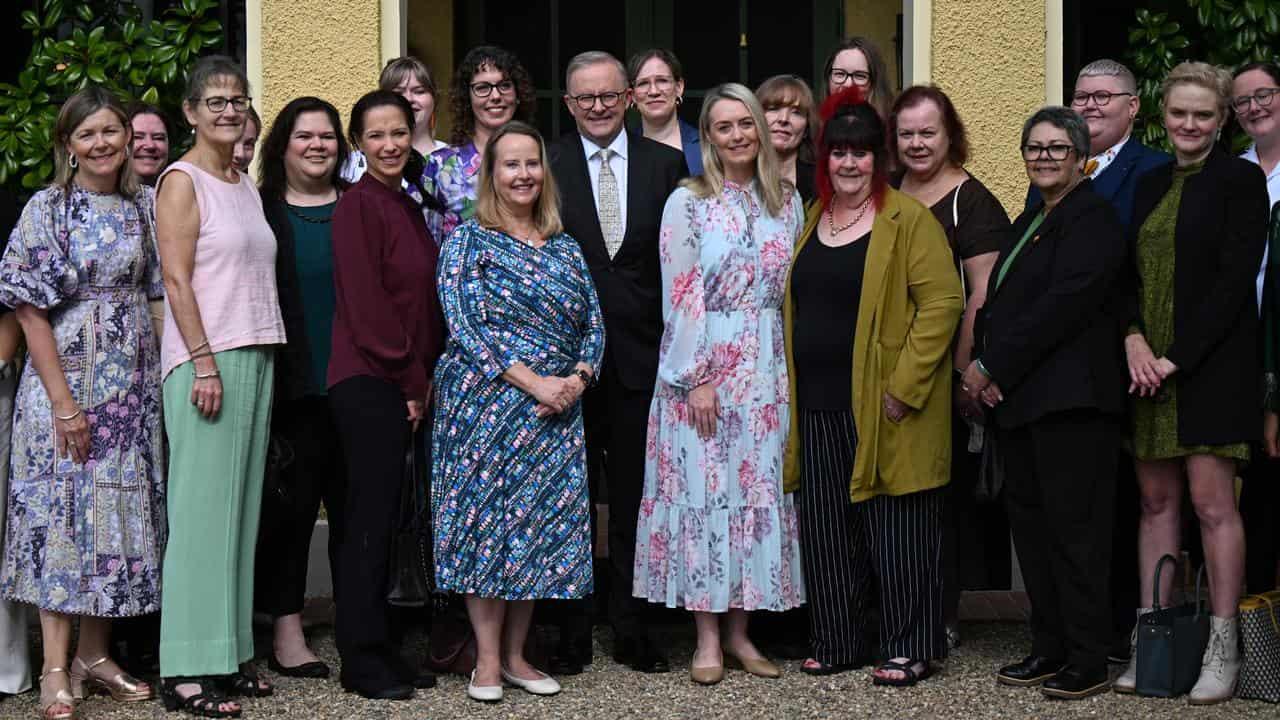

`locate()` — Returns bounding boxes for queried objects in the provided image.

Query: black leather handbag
[1136,554,1209,697]
[386,430,435,608]
[973,409,1003,503]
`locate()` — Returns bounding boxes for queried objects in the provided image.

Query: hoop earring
[675,95,684,105]
[69,154,78,169]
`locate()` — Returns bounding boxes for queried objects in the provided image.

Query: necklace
[286,202,334,224]
[828,196,872,236]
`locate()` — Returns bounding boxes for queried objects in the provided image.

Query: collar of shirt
[1087,134,1130,179]
[582,131,629,230]
[582,130,629,163]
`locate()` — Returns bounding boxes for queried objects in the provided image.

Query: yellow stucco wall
[845,0,903,92]
[407,0,454,141]
[256,0,384,143]
[931,0,1047,213]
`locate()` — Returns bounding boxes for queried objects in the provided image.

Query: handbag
[1135,555,1209,697]
[385,430,435,608]
[972,409,1003,503]
[1238,590,1280,702]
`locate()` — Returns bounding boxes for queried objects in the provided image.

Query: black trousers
[255,395,346,618]
[1110,451,1140,635]
[329,376,414,687]
[796,410,946,664]
[1001,409,1117,672]
[557,363,653,649]
[943,411,1012,622]
[1242,454,1280,593]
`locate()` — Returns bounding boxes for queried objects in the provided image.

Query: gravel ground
[2,620,1275,720]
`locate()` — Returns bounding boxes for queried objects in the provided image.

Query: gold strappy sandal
[69,656,153,702]
[38,668,75,720]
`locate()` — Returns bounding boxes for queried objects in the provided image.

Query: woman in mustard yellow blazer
[782,89,963,686]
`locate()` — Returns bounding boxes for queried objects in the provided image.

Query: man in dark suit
[548,51,687,675]
[1024,59,1171,666]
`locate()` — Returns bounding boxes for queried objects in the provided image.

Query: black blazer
[549,131,687,391]
[979,181,1128,429]
[1128,147,1269,446]
[261,190,312,409]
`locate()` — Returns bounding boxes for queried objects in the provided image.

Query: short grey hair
[1020,106,1090,158]
[1077,59,1137,94]
[564,51,627,91]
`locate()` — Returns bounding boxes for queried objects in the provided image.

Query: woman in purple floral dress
[0,87,163,719]
[633,84,805,686]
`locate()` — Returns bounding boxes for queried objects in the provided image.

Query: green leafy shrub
[1128,1,1280,153]
[0,0,223,192]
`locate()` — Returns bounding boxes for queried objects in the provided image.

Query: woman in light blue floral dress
[425,45,537,244]
[632,84,805,685]
[0,87,163,718]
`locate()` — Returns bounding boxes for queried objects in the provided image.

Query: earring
[125,145,132,158]
[675,95,684,106]
[69,154,78,169]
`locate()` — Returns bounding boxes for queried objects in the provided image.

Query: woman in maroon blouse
[327,90,443,700]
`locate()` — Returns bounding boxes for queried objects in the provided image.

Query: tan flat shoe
[70,657,153,702]
[690,663,725,685]
[724,651,781,678]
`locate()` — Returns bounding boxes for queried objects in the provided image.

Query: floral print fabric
[431,221,605,599]
[0,186,166,617]
[423,142,480,246]
[633,182,806,613]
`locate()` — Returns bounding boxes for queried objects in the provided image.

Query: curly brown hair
[448,45,536,146]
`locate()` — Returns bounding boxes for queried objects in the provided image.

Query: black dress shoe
[996,655,1066,687]
[1041,665,1110,700]
[386,654,437,689]
[548,651,585,676]
[615,636,669,674]
[268,655,331,679]
[340,678,414,700]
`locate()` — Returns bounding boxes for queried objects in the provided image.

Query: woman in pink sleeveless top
[154,56,285,719]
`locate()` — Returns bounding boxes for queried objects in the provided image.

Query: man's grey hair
[1077,59,1138,95]
[565,51,628,91]
[1021,106,1091,158]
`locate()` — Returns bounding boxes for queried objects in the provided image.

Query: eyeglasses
[1231,87,1280,113]
[568,91,626,110]
[1070,91,1133,107]
[470,80,515,97]
[193,95,252,113]
[634,76,675,94]
[829,69,871,87]
[1022,143,1075,161]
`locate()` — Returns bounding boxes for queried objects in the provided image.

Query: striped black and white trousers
[795,410,946,665]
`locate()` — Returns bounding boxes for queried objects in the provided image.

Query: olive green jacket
[782,188,964,502]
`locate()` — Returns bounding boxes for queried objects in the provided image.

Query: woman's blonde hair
[52,85,140,197]
[686,83,789,217]
[1162,61,1233,119]
[475,121,563,237]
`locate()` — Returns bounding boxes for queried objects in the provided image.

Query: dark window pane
[673,1,741,93]
[481,1,554,88]
[747,0,813,89]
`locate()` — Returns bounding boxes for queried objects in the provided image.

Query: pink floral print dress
[633,181,806,613]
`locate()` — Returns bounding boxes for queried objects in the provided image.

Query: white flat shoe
[501,667,561,696]
[467,670,503,703]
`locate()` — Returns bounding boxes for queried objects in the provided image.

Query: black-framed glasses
[1231,87,1280,113]
[1022,143,1074,161]
[829,69,871,86]
[470,80,515,97]
[1070,91,1132,107]
[192,95,252,113]
[568,91,626,110]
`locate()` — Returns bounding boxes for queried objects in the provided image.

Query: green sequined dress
[1130,160,1249,462]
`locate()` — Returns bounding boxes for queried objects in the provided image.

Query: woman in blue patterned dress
[0,86,163,720]
[433,121,604,703]
[423,45,536,244]
[632,84,806,686]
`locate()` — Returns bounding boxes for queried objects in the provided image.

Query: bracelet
[194,369,221,379]
[189,350,215,360]
[189,338,210,354]
[573,368,595,387]
[975,358,992,379]
[54,408,82,422]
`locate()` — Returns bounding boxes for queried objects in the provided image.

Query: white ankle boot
[1112,608,1150,694]
[1189,615,1240,705]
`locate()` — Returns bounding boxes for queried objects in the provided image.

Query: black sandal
[222,664,273,698]
[160,677,242,718]
[800,658,857,676]
[871,659,935,687]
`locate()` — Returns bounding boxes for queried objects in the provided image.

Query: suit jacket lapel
[620,135,646,256]
[563,136,608,260]
[1093,139,1142,202]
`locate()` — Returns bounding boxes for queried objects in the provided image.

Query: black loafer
[616,636,669,674]
[268,655,330,679]
[341,680,413,701]
[996,655,1065,687]
[1041,665,1110,700]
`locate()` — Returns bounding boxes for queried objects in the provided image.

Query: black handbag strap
[1193,564,1208,617]
[1151,554,1178,609]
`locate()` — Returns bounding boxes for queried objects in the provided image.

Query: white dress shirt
[582,131,629,232]
[1088,134,1130,179]
[1241,144,1280,311]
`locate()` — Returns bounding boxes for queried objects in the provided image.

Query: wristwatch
[573,368,596,387]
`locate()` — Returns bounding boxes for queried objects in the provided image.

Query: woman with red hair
[781,88,963,685]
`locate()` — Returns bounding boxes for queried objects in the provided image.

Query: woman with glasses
[1116,62,1268,705]
[822,37,894,120]
[628,48,702,176]
[155,56,286,717]
[424,45,536,244]
[967,107,1127,700]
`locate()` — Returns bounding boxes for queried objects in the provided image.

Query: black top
[796,159,817,205]
[923,176,1010,261]
[790,228,870,411]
